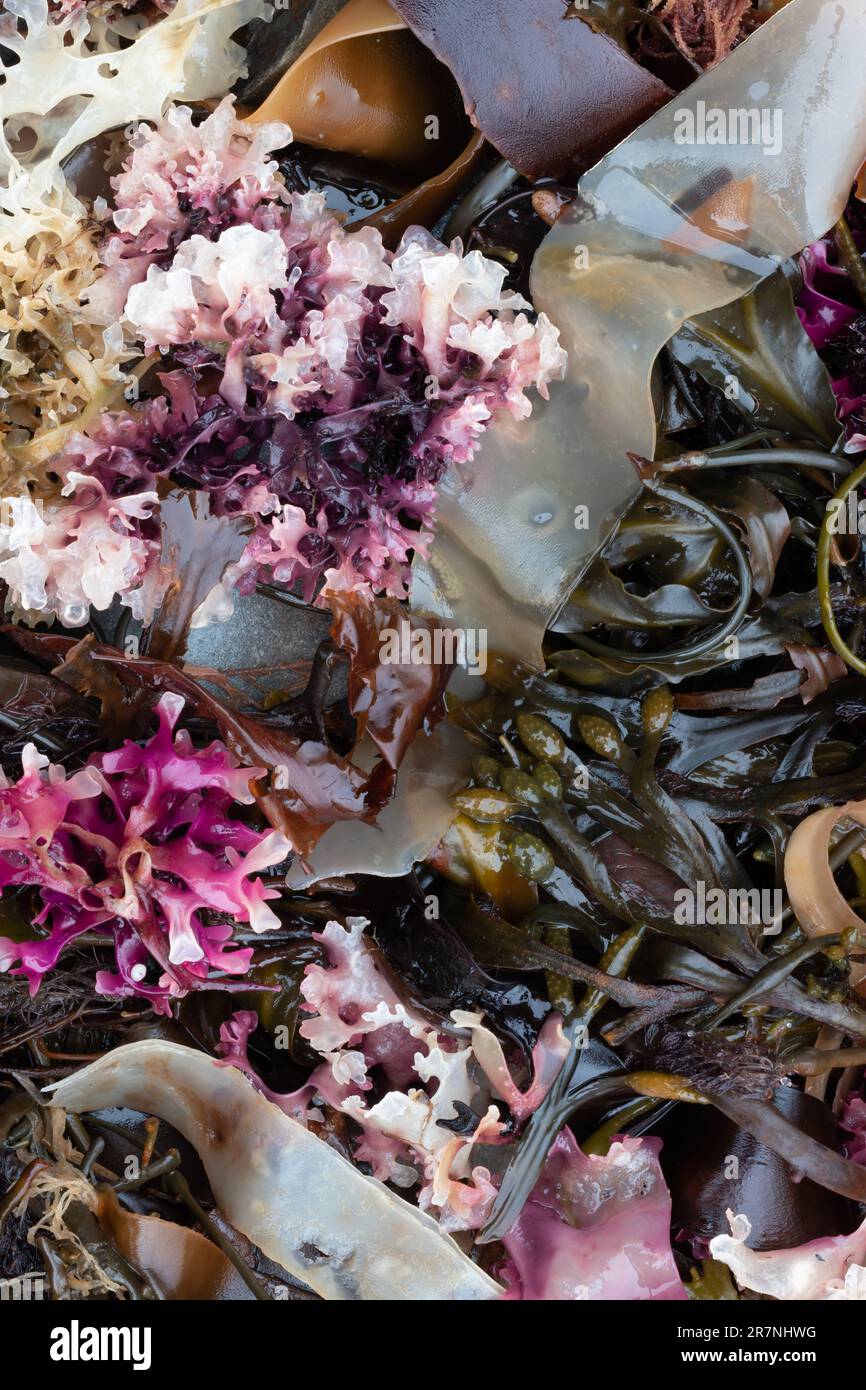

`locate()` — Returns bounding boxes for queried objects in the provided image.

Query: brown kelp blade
[388,0,672,178]
[362,130,486,248]
[249,0,467,172]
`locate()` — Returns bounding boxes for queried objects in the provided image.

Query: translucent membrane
[51,1041,502,1301]
[286,720,470,886]
[411,0,866,668]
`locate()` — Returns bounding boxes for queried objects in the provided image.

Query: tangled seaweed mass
[4,0,866,1323]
